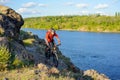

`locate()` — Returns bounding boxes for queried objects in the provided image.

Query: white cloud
[17,8,27,14]
[65,2,74,6]
[78,10,89,15]
[94,4,109,9]
[31,10,41,14]
[16,2,47,17]
[95,11,108,15]
[76,3,89,8]
[38,3,47,7]
[22,2,37,8]
[81,10,89,14]
[22,2,47,8]
[0,0,9,4]
[96,11,104,14]
[17,7,41,14]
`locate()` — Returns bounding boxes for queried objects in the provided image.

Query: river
[22,28,120,80]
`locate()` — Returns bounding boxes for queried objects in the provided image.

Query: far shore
[22,27,120,34]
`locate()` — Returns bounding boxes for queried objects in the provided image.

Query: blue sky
[0,0,120,18]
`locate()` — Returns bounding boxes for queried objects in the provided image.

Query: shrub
[0,45,11,70]
[12,57,24,68]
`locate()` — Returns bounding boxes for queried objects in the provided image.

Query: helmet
[51,28,55,33]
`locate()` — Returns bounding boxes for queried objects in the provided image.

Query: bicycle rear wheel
[52,52,58,67]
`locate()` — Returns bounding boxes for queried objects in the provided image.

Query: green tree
[23,15,120,32]
[0,45,11,70]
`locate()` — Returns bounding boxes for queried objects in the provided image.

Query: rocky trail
[26,42,68,71]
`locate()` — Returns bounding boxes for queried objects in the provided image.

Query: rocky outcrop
[84,69,110,80]
[0,5,33,67]
[0,5,24,38]
[10,40,34,62]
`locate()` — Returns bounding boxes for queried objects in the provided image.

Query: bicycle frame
[45,44,60,67]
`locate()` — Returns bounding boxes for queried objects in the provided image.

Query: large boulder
[0,5,24,38]
[0,5,34,68]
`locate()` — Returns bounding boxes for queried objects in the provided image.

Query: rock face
[0,5,24,38]
[0,5,33,66]
[0,37,9,46]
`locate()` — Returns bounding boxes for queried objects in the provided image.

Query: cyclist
[45,28,61,62]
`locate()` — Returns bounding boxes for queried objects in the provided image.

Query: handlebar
[56,43,61,46]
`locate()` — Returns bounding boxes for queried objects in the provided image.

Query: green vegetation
[0,45,11,70]
[12,57,24,68]
[0,43,32,70]
[20,30,37,46]
[23,38,35,46]
[115,12,120,16]
[0,63,75,80]
[23,15,120,32]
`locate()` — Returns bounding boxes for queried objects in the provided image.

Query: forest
[23,15,120,32]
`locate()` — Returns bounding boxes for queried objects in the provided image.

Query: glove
[58,40,61,45]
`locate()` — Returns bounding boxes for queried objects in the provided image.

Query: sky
[0,0,120,18]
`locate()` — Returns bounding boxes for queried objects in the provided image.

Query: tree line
[23,15,120,32]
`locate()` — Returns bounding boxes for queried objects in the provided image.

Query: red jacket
[45,30,58,42]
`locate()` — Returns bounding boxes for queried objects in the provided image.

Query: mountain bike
[45,43,60,67]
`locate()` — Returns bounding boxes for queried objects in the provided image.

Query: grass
[0,63,75,80]
[23,38,36,46]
